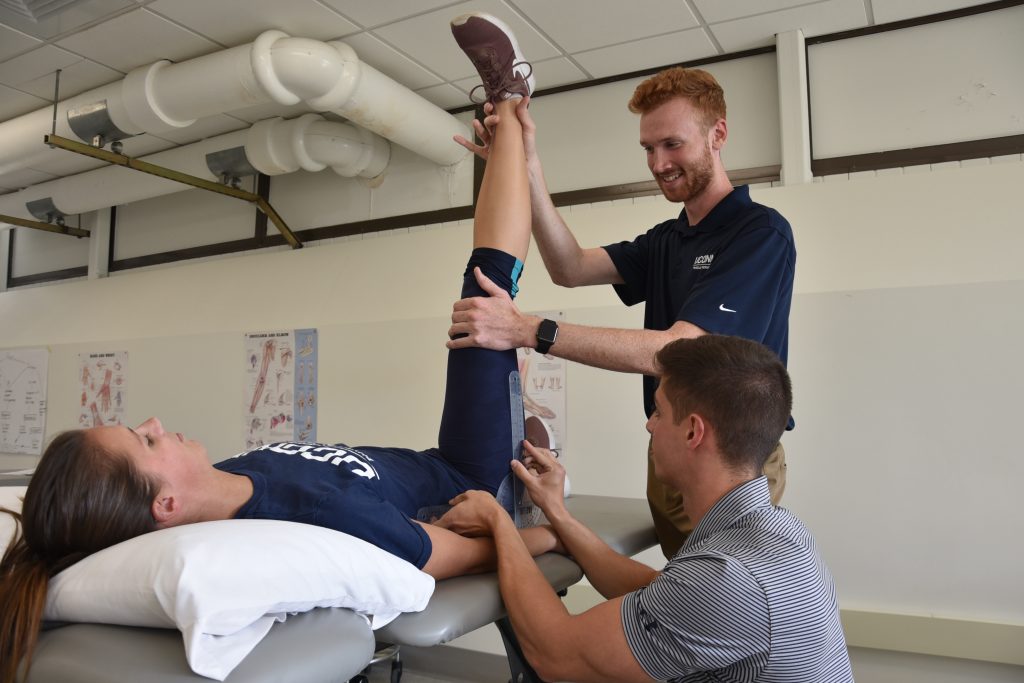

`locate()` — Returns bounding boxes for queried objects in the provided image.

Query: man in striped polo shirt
[440,335,852,682]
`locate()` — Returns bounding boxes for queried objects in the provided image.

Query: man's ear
[686,414,707,449]
[709,118,727,150]
[151,494,179,528]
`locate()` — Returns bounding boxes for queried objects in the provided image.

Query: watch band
[535,318,558,354]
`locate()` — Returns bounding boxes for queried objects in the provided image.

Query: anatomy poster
[78,351,127,428]
[243,329,317,448]
[517,311,567,457]
[293,329,318,442]
[0,349,48,455]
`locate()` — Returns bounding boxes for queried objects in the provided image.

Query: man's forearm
[542,504,658,599]
[490,510,575,670]
[544,321,702,375]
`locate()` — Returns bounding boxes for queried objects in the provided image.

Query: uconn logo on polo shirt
[693,254,714,270]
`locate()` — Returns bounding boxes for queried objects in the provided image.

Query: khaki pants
[646,440,787,558]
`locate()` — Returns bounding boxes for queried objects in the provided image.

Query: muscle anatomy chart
[78,351,127,429]
[0,349,49,455]
[517,311,567,458]
[244,329,317,448]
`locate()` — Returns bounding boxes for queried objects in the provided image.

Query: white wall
[2,158,1022,680]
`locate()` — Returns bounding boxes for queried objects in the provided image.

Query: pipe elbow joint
[331,127,390,180]
[252,32,361,110]
[305,41,362,112]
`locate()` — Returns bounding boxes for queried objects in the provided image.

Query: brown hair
[0,430,160,683]
[655,335,791,474]
[628,66,726,131]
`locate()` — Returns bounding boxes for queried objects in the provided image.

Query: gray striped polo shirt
[621,477,853,682]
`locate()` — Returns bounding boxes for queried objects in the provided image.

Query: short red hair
[628,67,726,131]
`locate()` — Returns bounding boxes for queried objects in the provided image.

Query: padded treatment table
[10,492,656,683]
[25,608,376,683]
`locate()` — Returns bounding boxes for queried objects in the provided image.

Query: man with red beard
[449,67,795,558]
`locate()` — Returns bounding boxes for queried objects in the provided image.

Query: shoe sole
[524,415,556,451]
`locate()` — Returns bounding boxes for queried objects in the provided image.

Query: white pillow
[43,519,435,680]
[0,485,27,555]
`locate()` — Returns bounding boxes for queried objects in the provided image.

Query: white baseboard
[840,610,1024,667]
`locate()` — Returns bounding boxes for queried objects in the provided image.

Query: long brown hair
[0,430,160,683]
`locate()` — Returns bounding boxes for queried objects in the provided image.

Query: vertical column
[0,228,10,292]
[86,208,111,279]
[776,29,812,185]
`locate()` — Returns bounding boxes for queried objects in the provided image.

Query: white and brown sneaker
[450,12,534,104]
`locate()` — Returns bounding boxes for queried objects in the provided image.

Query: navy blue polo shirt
[603,185,795,418]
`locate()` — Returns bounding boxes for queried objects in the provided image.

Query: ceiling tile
[17,58,122,100]
[0,24,41,60]
[532,57,589,91]
[0,83,49,120]
[373,0,559,83]
[56,8,220,73]
[515,0,698,53]
[573,28,718,79]
[342,32,443,90]
[148,0,359,46]
[0,45,82,88]
[318,0,455,28]
[0,0,134,41]
[871,0,993,23]
[708,0,867,52]
[694,0,815,24]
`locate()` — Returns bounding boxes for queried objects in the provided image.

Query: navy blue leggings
[436,247,523,493]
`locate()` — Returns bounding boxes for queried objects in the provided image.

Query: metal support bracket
[67,100,133,148]
[0,212,90,238]
[206,146,258,188]
[43,134,303,249]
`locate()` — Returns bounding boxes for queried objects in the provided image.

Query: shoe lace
[468,51,533,104]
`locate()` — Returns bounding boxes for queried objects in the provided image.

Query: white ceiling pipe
[246,114,390,180]
[0,30,466,179]
[0,116,390,222]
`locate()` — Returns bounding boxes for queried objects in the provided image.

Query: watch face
[537,319,558,352]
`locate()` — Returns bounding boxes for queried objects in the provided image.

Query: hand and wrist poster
[78,351,126,428]
[243,329,317,448]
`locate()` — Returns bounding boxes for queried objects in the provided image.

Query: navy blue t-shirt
[603,186,795,418]
[214,442,477,568]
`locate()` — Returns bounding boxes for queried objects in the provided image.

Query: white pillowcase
[0,485,26,553]
[42,519,435,680]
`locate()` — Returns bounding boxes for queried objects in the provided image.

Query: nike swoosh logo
[719,304,737,313]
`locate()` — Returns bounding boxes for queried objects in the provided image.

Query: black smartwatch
[535,318,559,354]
